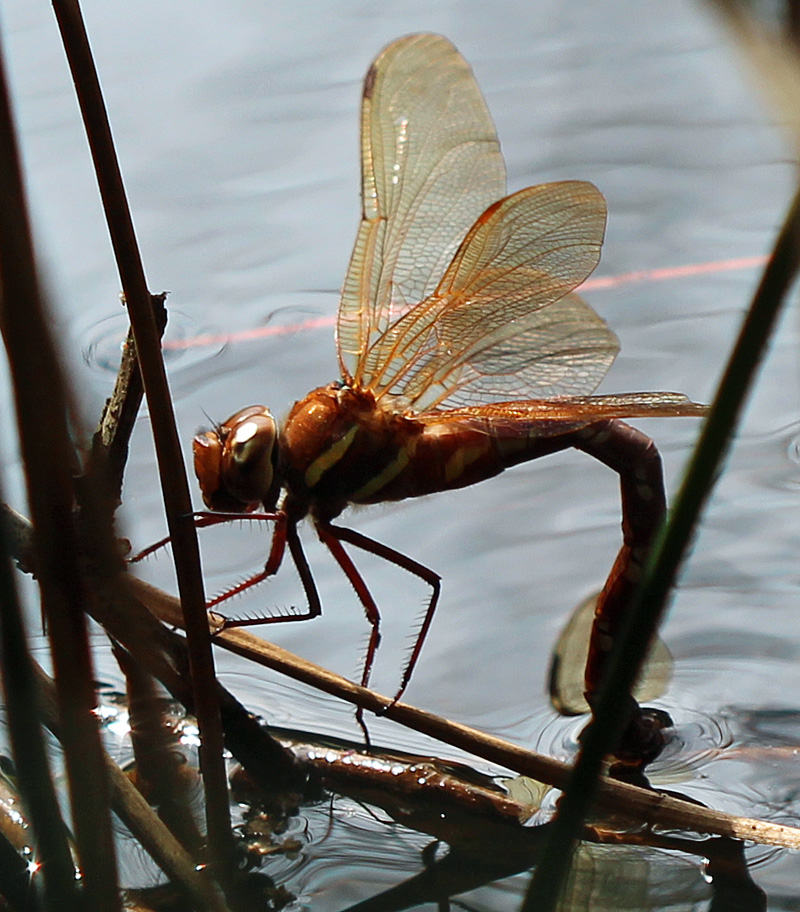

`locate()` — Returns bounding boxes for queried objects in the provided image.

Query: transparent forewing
[418,392,708,437]
[337,33,506,382]
[363,182,612,410]
[550,592,673,716]
[427,292,620,408]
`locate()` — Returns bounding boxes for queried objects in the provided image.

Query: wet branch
[136,575,800,851]
[87,295,167,507]
[5,499,797,852]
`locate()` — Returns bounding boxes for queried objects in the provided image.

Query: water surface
[2,0,799,907]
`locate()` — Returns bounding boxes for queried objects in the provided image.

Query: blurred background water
[2,0,800,907]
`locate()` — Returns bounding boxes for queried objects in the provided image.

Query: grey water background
[3,0,800,906]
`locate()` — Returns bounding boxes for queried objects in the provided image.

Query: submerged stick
[31,656,232,912]
[135,576,800,851]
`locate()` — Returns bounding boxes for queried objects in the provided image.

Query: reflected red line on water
[163,254,768,351]
[582,255,767,290]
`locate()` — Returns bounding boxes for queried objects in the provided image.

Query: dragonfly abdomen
[351,419,570,504]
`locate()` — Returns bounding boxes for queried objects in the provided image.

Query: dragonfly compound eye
[193,430,229,510]
[220,407,278,508]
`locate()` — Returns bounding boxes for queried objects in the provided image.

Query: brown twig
[51,0,233,873]
[270,728,766,910]
[137,581,800,851]
[87,295,168,507]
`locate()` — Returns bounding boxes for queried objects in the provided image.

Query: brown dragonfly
[193,34,705,727]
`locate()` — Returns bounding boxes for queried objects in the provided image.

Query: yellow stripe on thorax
[351,446,410,501]
[305,425,359,489]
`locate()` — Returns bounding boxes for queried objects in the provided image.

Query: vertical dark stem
[50,0,234,875]
[0,532,75,911]
[0,23,120,912]
[787,0,800,47]
[523,184,800,911]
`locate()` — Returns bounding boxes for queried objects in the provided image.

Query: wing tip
[363,62,378,100]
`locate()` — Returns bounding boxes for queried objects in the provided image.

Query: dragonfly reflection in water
[193,34,705,745]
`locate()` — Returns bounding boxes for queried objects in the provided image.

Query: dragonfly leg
[209,512,322,627]
[572,419,669,758]
[129,510,249,563]
[132,509,286,566]
[315,523,387,741]
[315,524,382,687]
[323,524,441,708]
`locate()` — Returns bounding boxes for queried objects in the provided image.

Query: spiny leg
[209,511,322,626]
[129,510,258,563]
[285,520,322,623]
[323,523,441,706]
[130,509,323,628]
[572,419,668,760]
[315,523,381,741]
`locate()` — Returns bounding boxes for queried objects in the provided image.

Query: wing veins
[339,37,617,414]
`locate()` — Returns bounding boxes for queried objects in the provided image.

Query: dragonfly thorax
[278,382,420,519]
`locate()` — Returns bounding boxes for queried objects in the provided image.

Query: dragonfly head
[193,406,281,512]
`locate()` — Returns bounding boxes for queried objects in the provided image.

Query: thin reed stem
[51,0,234,875]
[523,181,800,911]
[0,532,75,911]
[0,23,121,912]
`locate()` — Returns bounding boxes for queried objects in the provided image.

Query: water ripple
[81,309,225,377]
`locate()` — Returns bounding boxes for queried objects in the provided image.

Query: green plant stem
[524,181,800,911]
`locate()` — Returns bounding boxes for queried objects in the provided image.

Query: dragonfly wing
[364,181,612,409]
[338,34,506,383]
[406,291,619,410]
[549,592,673,716]
[450,292,618,403]
[417,392,708,437]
